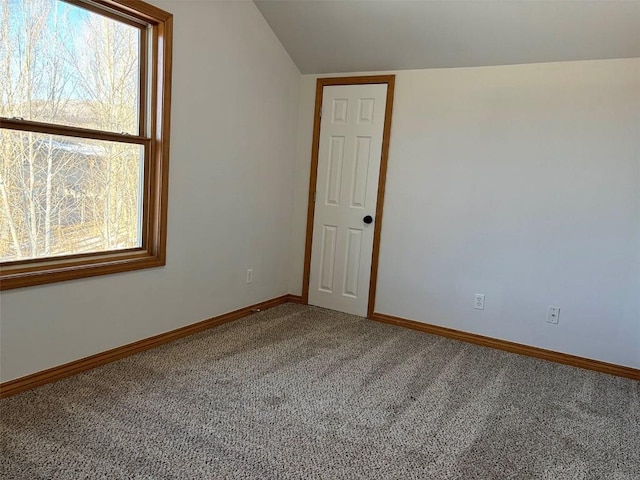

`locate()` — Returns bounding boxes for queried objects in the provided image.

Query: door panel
[308,84,388,316]
[319,225,338,293]
[343,228,363,298]
[325,136,345,206]
[350,136,372,208]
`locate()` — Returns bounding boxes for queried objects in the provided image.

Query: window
[0,0,172,289]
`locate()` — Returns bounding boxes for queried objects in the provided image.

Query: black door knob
[363,215,373,224]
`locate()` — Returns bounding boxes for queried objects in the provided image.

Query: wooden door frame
[301,75,396,318]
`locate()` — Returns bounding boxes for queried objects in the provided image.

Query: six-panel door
[308,84,388,316]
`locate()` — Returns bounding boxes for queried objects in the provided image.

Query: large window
[0,0,172,289]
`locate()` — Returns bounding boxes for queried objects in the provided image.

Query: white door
[308,83,388,316]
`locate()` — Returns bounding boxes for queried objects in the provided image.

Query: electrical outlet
[547,306,560,324]
[474,294,485,310]
[245,268,253,284]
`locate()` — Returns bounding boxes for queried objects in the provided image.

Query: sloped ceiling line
[254,0,640,74]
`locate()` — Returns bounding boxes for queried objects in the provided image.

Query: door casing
[301,75,396,318]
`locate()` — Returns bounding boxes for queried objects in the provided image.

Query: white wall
[0,0,300,382]
[291,59,640,368]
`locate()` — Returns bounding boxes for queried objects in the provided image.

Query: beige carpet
[1,303,639,479]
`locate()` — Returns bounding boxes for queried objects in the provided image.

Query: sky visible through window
[4,0,127,99]
[2,0,141,132]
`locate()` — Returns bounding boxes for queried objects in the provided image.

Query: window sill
[1,251,166,290]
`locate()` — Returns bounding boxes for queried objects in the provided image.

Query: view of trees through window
[1,0,143,262]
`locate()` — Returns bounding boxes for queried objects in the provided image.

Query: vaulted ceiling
[254,0,640,74]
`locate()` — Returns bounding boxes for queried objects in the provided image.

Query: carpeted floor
[1,304,639,479]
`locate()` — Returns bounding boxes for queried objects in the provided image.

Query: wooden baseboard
[286,294,304,304]
[370,312,639,381]
[0,295,291,398]
[5,298,634,398]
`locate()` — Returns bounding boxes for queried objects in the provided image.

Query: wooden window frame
[0,0,173,290]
